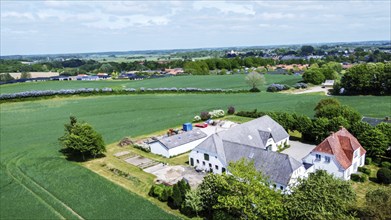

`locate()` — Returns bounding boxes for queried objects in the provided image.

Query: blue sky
[1,0,390,55]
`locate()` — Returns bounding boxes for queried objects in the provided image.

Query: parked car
[195,123,208,128]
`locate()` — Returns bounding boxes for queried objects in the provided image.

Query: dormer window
[315,154,321,161]
[354,150,359,158]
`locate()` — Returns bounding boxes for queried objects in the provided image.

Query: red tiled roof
[312,127,366,169]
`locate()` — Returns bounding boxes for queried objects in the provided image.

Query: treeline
[302,62,342,84]
[236,98,391,158]
[335,62,391,95]
[150,160,391,219]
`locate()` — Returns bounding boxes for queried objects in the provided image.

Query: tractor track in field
[4,155,84,220]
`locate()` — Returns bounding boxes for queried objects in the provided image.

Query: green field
[0,74,302,94]
[1,75,390,219]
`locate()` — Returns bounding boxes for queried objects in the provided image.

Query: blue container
[183,123,192,131]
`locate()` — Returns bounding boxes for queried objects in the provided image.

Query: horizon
[1,1,390,56]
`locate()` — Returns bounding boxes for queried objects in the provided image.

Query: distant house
[97,73,110,79]
[76,75,99,81]
[322,80,335,87]
[362,116,390,126]
[164,68,184,75]
[50,75,73,81]
[303,127,366,180]
[189,116,306,191]
[149,128,207,158]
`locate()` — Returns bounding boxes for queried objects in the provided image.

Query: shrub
[209,109,225,119]
[266,84,290,92]
[249,87,260,92]
[193,115,201,122]
[227,106,235,115]
[365,157,372,165]
[358,166,371,175]
[149,184,172,202]
[381,162,391,169]
[351,173,367,182]
[294,82,308,89]
[377,168,391,184]
[200,112,211,121]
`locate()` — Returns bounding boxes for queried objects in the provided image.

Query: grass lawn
[0,74,302,94]
[1,90,390,219]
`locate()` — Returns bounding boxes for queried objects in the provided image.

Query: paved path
[282,141,316,161]
[292,86,331,96]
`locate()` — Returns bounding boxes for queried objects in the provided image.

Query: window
[222,167,226,173]
[325,156,330,163]
[196,159,199,164]
[190,158,194,166]
[202,161,205,166]
[280,186,284,190]
[204,153,209,161]
[209,163,212,168]
[215,165,219,170]
[273,184,276,188]
[354,150,359,158]
[315,154,321,161]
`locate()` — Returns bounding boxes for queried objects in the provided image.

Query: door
[190,158,194,166]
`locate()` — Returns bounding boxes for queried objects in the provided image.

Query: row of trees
[171,159,391,219]
[236,98,390,157]
[302,62,342,84]
[335,62,391,95]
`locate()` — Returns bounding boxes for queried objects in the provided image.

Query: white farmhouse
[149,128,207,158]
[189,116,308,191]
[303,127,366,180]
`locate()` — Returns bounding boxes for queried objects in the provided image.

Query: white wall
[150,142,170,158]
[303,152,346,179]
[189,149,226,174]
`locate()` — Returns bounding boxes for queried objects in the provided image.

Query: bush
[249,87,260,92]
[381,162,391,169]
[193,115,201,122]
[227,106,235,115]
[200,112,211,121]
[149,184,172,202]
[351,173,368,182]
[294,82,308,89]
[209,109,225,119]
[377,168,391,184]
[358,166,371,175]
[365,157,372,165]
[266,83,290,92]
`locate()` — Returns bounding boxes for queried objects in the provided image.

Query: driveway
[292,86,331,96]
[282,141,316,161]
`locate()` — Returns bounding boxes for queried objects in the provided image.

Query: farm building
[149,128,207,158]
[303,127,366,180]
[189,115,305,191]
[189,116,367,192]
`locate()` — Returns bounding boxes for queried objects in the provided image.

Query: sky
[1,0,390,55]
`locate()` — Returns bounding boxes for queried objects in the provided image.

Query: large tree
[199,159,286,220]
[59,116,106,161]
[285,170,356,220]
[245,72,265,92]
[359,128,388,157]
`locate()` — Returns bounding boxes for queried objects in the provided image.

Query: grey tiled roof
[158,128,207,149]
[193,115,300,185]
[220,115,289,149]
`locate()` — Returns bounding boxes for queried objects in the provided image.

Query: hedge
[358,166,371,175]
[351,173,368,182]
[0,87,249,101]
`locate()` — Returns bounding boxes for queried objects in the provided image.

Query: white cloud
[84,14,170,30]
[1,12,35,21]
[193,1,255,15]
[259,12,295,20]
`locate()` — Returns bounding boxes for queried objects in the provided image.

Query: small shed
[322,80,335,87]
[183,123,192,131]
